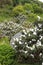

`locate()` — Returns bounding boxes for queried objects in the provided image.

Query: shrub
[12,4,34,17]
[32,4,43,14]
[24,3,34,13]
[11,21,43,64]
[12,5,25,17]
[27,13,37,22]
[0,44,16,65]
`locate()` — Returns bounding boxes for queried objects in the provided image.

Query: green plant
[12,5,25,17]
[24,3,34,13]
[0,37,9,45]
[0,44,16,65]
[32,4,43,14]
[11,21,43,64]
[27,13,37,22]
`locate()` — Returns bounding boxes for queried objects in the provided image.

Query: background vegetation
[0,0,43,65]
[0,0,43,22]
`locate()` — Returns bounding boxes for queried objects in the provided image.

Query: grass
[0,8,13,22]
[0,37,9,45]
[0,16,13,22]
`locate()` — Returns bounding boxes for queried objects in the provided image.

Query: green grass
[0,8,13,22]
[0,16,12,22]
[0,37,9,45]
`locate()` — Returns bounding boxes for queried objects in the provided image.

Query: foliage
[27,13,37,22]
[0,37,9,45]
[0,0,13,7]
[11,21,43,64]
[12,0,43,7]
[12,5,25,16]
[24,3,34,13]
[32,4,43,14]
[12,4,38,23]
[0,0,43,22]
[0,44,15,65]
[12,3,43,23]
[0,7,13,22]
